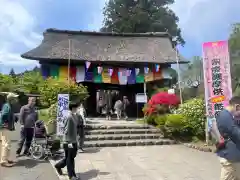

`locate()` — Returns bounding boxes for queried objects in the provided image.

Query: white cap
[7,93,19,100]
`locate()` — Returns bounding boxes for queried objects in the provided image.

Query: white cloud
[83,0,107,31]
[171,0,240,43]
[0,0,41,68]
[2,0,239,72]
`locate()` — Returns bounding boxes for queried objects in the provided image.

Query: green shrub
[154,115,167,127]
[152,114,189,138]
[151,87,169,96]
[165,114,187,128]
[164,114,188,135]
[39,77,89,107]
[176,98,205,138]
[48,103,57,123]
[144,115,157,126]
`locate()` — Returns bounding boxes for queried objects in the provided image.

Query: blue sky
[0,0,240,74]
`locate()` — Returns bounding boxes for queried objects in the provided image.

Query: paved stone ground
[50,145,221,180]
[87,118,142,125]
[0,124,59,180]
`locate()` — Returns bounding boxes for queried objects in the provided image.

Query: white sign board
[168,89,175,94]
[135,93,147,103]
[57,94,69,136]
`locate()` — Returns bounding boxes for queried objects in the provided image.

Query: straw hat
[6,92,19,100]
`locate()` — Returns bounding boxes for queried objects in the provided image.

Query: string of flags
[41,61,173,85]
[85,61,160,77]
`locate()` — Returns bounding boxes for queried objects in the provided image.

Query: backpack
[208,117,225,149]
[0,103,10,123]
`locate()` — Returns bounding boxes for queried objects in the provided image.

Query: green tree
[9,68,18,84]
[229,23,240,93]
[179,56,204,100]
[101,0,185,45]
[17,71,44,94]
[9,68,16,78]
[0,74,16,92]
[180,56,203,87]
[39,77,89,107]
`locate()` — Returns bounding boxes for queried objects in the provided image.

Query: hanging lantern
[135,68,140,75]
[155,64,160,72]
[108,68,113,76]
[85,61,91,69]
[144,67,149,74]
[97,66,103,74]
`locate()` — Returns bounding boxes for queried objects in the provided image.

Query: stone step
[84,139,176,148]
[85,133,163,141]
[85,128,160,135]
[85,124,151,130]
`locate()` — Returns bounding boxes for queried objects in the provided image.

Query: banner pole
[175,47,183,104]
[68,39,71,95]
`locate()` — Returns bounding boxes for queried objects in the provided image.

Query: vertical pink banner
[202,41,232,117]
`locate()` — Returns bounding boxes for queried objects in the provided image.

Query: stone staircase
[84,119,176,148]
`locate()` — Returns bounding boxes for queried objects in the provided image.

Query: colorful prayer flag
[108,68,113,76]
[85,61,91,69]
[155,64,160,72]
[144,67,149,74]
[97,66,103,74]
[135,68,140,76]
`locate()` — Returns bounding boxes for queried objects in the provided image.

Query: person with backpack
[0,93,19,167]
[215,96,240,180]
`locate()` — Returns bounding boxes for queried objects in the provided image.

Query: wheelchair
[29,136,61,160]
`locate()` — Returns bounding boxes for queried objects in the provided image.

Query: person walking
[114,99,123,120]
[216,96,240,180]
[55,101,80,180]
[0,93,19,167]
[16,97,38,156]
[77,103,86,153]
[105,90,112,120]
[122,96,130,120]
[97,96,105,116]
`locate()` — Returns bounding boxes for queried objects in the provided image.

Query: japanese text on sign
[202,41,232,118]
[57,94,69,136]
[211,58,224,116]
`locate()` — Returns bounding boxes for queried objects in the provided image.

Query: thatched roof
[21,28,188,64]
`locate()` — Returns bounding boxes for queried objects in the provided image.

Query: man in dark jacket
[216,96,240,179]
[16,97,38,156]
[0,93,19,167]
[55,101,80,180]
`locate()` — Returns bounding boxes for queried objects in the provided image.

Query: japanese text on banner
[57,94,69,136]
[202,41,232,118]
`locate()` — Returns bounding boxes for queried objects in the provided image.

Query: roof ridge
[45,28,171,38]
